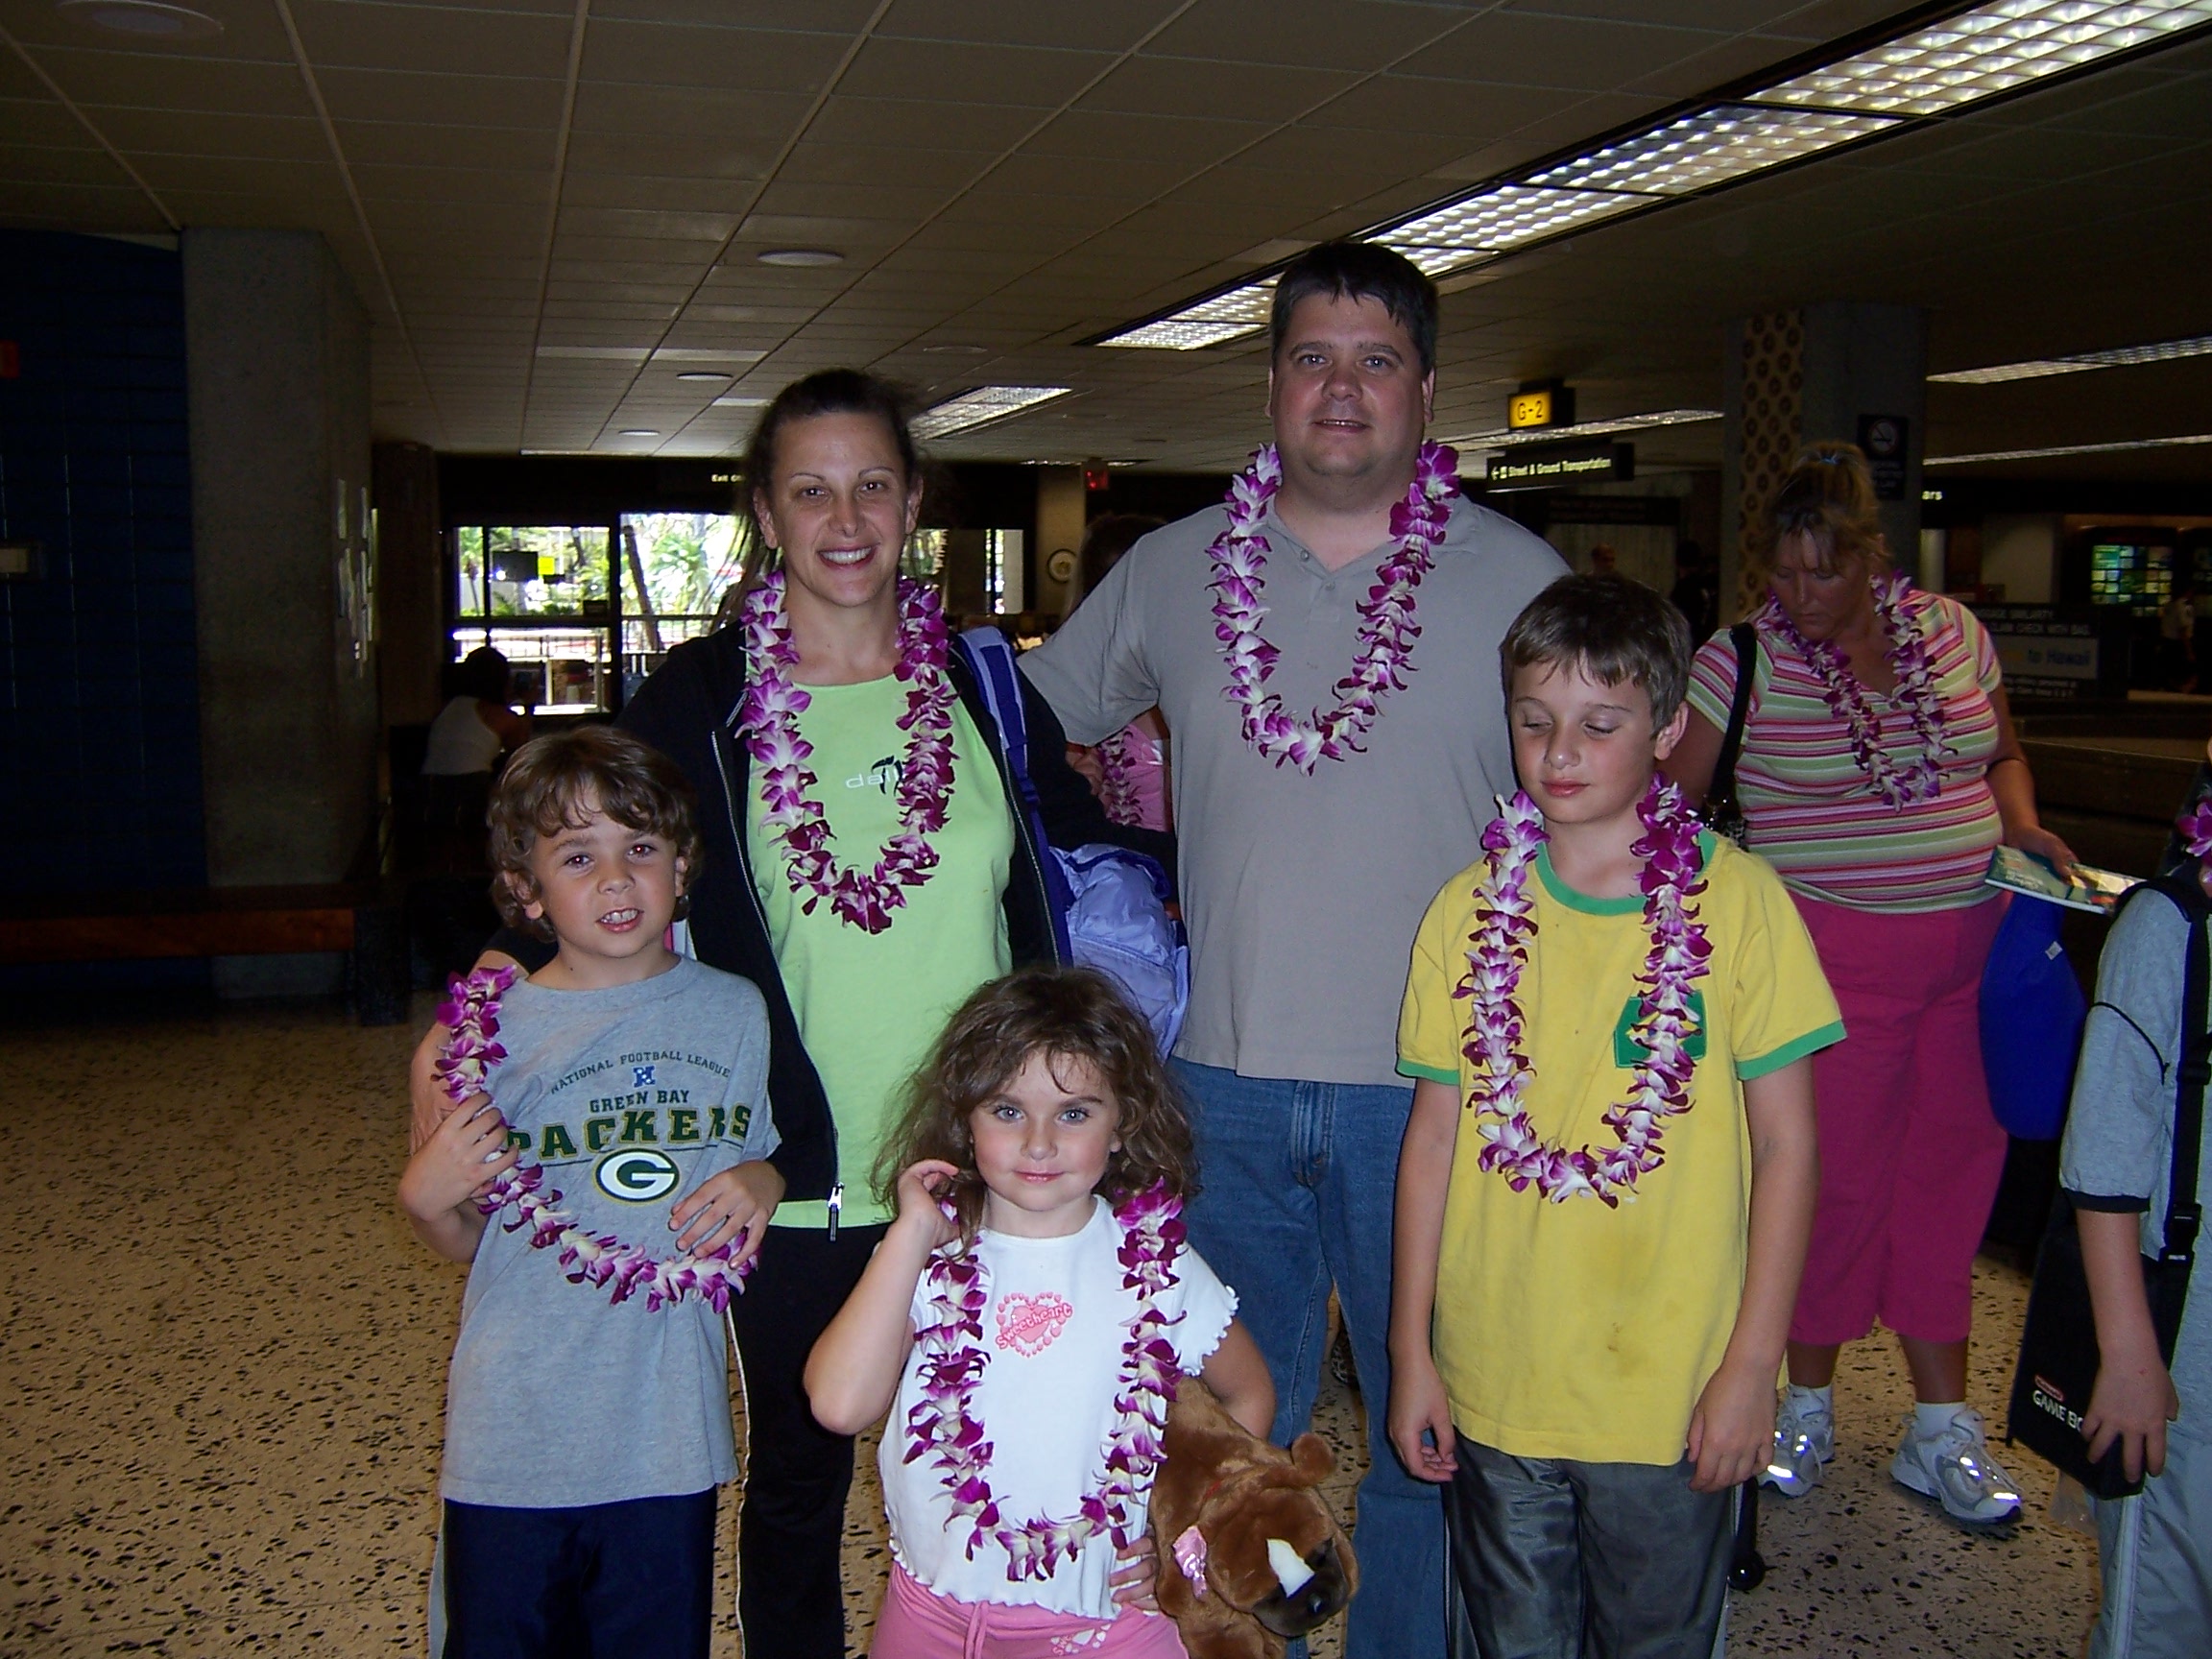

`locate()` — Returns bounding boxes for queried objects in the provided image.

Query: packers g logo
[595,1147,680,1203]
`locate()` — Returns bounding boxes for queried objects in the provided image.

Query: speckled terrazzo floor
[3,995,2103,1658]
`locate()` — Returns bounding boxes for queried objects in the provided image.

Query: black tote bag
[2008,877,2205,1499]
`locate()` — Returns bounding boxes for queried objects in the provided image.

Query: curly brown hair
[875,966,1195,1244]
[486,725,703,940]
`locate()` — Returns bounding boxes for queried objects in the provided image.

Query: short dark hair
[1269,241,1439,375]
[449,645,511,705]
[487,725,703,940]
[875,966,1196,1246]
[1501,573,1694,729]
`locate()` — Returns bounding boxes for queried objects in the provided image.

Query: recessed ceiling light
[1930,331,2212,383]
[618,429,661,439]
[1754,0,2212,118]
[913,386,1073,439]
[713,395,769,408]
[58,0,222,37]
[1379,186,1646,275]
[921,344,990,355]
[1926,431,2212,465]
[676,371,733,382]
[757,249,844,268]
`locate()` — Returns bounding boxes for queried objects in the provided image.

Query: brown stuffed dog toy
[1150,1378,1357,1659]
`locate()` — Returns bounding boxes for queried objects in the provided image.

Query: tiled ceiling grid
[0,0,2207,476]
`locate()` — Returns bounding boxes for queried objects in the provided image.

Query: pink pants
[1790,892,2008,1347]
[873,1564,1190,1659]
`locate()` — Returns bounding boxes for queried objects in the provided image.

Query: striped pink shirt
[1686,591,2004,913]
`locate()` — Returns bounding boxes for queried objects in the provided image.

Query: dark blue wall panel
[0,229,205,902]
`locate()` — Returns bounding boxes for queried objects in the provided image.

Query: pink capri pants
[873,1564,1190,1659]
[1790,891,2009,1347]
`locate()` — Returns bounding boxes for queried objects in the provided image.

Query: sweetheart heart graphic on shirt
[994,1291,1073,1358]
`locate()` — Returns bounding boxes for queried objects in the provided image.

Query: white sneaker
[1889,1408,2022,1527]
[1759,1391,1833,1497]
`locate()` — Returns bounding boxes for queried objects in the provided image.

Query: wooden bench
[0,883,410,1024]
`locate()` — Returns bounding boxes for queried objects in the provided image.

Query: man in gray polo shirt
[1023,241,1564,1658]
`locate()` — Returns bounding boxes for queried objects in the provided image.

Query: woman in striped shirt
[1667,444,2075,1531]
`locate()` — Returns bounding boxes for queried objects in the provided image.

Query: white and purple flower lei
[1456,780,1713,1206]
[1207,440,1458,773]
[1096,728,1145,827]
[735,570,959,933]
[436,966,752,1312]
[1758,570,1950,807]
[903,1184,1186,1582]
[2179,799,2212,862]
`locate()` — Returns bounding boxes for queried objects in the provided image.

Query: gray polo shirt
[1023,491,1565,1086]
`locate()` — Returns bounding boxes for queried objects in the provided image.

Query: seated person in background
[399,725,781,1659]
[1388,573,1837,1658]
[1586,541,1620,578]
[2060,825,2212,1659]
[425,645,532,777]
[420,646,533,872]
[1064,515,1172,831]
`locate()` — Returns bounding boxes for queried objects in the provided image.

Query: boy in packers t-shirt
[1386,575,1840,1657]
[400,727,780,1658]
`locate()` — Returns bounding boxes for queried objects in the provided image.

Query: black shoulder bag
[1701,622,1758,848]
[2007,874,2206,1498]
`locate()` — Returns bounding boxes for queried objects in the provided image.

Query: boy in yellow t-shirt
[1387,574,1840,1657]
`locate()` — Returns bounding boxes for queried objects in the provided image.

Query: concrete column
[1721,302,1926,619]
[184,228,374,996]
[373,440,443,728]
[1034,467,1086,618]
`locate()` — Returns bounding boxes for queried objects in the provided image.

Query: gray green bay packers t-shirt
[440,955,777,1508]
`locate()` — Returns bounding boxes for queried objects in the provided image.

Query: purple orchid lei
[1758,570,1950,807]
[1096,728,1145,827]
[903,1183,1186,1582]
[1455,780,1714,1206]
[1207,440,1459,773]
[2178,799,2212,861]
[736,570,959,933]
[436,966,753,1313]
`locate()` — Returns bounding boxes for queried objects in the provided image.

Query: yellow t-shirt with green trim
[747,675,1014,1230]
[1397,832,1842,1465]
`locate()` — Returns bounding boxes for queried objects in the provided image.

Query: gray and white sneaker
[1759,1391,1834,1497]
[1889,1408,2022,1527]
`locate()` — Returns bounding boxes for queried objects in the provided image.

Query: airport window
[450,524,617,713]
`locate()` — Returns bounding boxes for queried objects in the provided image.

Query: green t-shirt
[746,674,1014,1229]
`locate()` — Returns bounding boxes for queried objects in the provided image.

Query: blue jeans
[1172,1059,1446,1659]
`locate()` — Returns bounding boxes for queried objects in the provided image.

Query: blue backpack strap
[954,626,1072,960]
[956,626,1042,811]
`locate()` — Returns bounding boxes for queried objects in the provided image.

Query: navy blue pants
[442,1488,716,1659]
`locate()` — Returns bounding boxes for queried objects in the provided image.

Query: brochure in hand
[1984,845,2141,914]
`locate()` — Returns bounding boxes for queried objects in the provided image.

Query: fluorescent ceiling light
[756,249,843,267]
[59,1,222,37]
[713,395,770,408]
[1931,331,2212,382]
[913,386,1072,439]
[618,429,660,439]
[1754,0,2212,117]
[537,346,650,361]
[1094,1,2212,352]
[1926,431,2212,465]
[1100,282,1274,351]
[1380,186,1645,276]
[1444,409,1725,448]
[1526,106,1901,196]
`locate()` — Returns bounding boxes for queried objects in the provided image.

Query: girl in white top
[807,967,1274,1657]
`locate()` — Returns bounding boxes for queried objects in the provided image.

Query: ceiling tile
[579,20,850,92]
[315,67,566,129]
[1079,56,1358,124]
[292,1,577,78]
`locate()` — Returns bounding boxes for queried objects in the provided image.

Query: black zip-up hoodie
[495,622,1171,1207]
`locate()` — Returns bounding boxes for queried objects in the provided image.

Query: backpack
[954,628,1190,1053]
